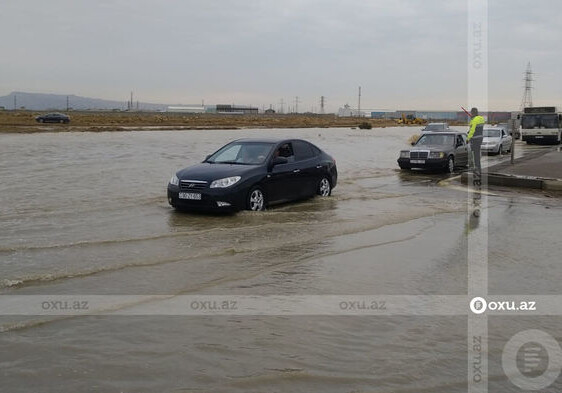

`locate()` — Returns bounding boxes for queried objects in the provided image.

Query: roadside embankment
[0,111,403,133]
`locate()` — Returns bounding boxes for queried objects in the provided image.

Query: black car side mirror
[271,156,288,167]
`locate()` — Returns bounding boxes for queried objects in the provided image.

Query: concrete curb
[460,172,562,190]
[544,180,562,191]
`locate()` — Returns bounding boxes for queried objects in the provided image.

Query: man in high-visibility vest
[466,107,486,177]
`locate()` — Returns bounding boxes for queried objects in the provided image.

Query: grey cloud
[0,0,560,111]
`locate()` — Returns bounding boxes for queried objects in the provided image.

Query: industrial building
[415,111,458,121]
[216,104,258,114]
[371,110,511,122]
[167,106,206,113]
[338,104,366,117]
[166,104,259,114]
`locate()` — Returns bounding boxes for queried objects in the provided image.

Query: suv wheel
[446,156,455,174]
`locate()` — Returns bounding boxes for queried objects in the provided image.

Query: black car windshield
[521,114,558,129]
[206,142,274,165]
[483,129,501,138]
[416,134,455,146]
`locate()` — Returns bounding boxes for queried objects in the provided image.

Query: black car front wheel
[317,177,331,197]
[247,187,266,211]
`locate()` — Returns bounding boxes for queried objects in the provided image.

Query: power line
[278,99,285,114]
[520,62,533,110]
[358,86,361,117]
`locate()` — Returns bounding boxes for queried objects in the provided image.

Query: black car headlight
[210,176,241,188]
[399,151,410,158]
[169,174,179,186]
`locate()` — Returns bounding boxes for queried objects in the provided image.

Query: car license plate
[411,160,425,164]
[179,192,201,200]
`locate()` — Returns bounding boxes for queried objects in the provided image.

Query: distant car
[497,122,520,139]
[35,113,70,124]
[167,138,338,212]
[398,131,470,173]
[481,126,512,155]
[421,123,450,132]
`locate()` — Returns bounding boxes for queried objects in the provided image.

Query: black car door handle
[293,169,301,173]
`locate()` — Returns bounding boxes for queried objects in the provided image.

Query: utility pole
[513,63,534,164]
[14,94,16,110]
[511,129,516,164]
[278,99,285,114]
[520,62,533,110]
[130,91,133,111]
[294,96,300,114]
[66,96,69,111]
[320,96,326,114]
[358,86,362,117]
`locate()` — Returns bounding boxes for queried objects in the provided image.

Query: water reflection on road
[0,128,560,392]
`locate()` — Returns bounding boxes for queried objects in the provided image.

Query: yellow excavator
[396,113,425,125]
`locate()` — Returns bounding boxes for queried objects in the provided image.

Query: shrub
[358,122,372,129]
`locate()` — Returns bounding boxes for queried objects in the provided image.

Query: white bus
[519,106,562,144]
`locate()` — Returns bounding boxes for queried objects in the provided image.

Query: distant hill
[0,92,169,111]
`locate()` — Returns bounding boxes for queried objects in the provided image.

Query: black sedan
[35,113,70,124]
[167,138,337,212]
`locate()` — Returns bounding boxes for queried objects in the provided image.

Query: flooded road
[1,128,561,392]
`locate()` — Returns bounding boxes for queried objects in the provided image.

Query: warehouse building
[415,111,458,120]
[167,106,206,113]
[216,104,258,114]
[371,110,511,122]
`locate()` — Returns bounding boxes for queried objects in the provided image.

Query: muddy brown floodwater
[1,128,561,392]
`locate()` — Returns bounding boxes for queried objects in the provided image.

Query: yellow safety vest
[467,115,485,141]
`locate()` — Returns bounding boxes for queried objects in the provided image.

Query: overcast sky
[1,0,560,112]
